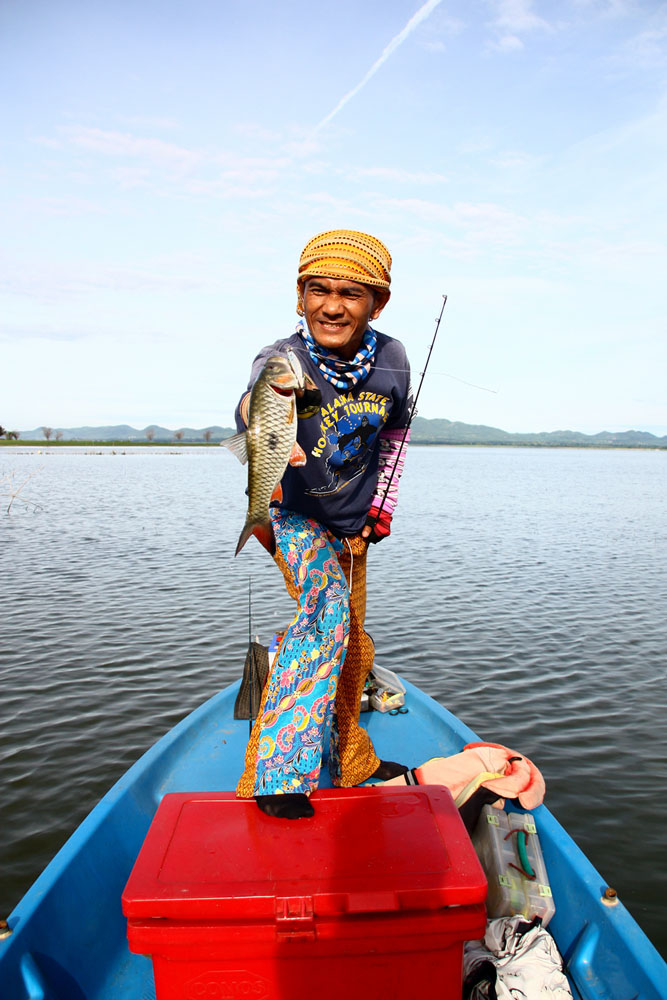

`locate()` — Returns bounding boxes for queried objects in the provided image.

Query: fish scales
[245,373,297,527]
[223,354,306,555]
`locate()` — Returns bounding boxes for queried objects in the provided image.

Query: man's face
[302,277,389,360]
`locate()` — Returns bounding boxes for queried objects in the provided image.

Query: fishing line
[288,340,496,394]
[247,577,253,738]
[432,372,496,393]
[344,537,354,595]
[373,367,497,394]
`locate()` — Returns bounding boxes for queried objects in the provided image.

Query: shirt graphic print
[307,389,391,497]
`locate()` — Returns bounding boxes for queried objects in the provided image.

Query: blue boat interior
[1,678,665,1000]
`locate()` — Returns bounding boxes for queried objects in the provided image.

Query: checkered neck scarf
[297,320,377,390]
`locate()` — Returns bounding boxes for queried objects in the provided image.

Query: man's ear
[296,279,306,315]
[370,288,391,320]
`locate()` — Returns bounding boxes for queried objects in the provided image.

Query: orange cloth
[332,535,379,786]
[383,742,545,810]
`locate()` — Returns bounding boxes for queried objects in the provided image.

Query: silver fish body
[223,355,304,555]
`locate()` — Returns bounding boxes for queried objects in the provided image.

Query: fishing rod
[370,294,448,529]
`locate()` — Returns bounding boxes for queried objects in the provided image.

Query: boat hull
[1,678,665,999]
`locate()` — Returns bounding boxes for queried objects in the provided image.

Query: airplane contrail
[314,0,444,133]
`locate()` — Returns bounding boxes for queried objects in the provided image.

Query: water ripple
[1,445,666,955]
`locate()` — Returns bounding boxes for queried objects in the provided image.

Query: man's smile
[316,320,348,331]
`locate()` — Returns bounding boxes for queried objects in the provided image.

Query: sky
[2,0,666,435]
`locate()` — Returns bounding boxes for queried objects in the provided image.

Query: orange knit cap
[297,229,391,314]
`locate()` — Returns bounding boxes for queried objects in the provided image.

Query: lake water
[1,444,666,958]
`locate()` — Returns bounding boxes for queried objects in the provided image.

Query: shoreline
[2,440,666,452]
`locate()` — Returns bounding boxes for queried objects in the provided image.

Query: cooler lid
[122,786,486,921]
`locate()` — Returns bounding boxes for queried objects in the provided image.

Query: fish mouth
[269,380,296,397]
[269,368,299,391]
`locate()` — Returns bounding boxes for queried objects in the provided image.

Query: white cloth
[464,915,573,999]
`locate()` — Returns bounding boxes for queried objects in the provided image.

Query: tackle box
[472,805,555,926]
[123,786,487,1000]
[368,663,407,712]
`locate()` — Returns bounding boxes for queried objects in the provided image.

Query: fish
[223,354,307,556]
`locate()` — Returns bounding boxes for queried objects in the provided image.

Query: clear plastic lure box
[471,805,555,927]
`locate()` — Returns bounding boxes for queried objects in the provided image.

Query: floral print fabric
[251,509,349,796]
[236,508,380,799]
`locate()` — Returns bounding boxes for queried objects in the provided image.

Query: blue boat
[1,674,666,999]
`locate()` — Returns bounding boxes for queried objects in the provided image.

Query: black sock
[370,759,409,781]
[458,787,501,834]
[255,793,314,819]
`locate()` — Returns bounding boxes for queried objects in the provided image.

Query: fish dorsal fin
[221,431,248,465]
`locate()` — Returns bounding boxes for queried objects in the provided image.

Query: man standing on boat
[235,229,412,818]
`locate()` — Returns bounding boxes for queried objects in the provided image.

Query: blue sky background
[2,0,666,434]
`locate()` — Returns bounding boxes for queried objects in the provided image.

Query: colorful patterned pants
[236,509,379,798]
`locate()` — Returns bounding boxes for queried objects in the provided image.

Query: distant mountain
[16,424,235,443]
[12,419,667,448]
[409,417,667,448]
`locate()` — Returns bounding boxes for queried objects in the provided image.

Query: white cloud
[64,126,201,169]
[115,114,179,130]
[0,258,219,305]
[233,122,284,143]
[347,166,449,184]
[421,12,466,50]
[492,34,524,51]
[488,0,554,33]
[110,166,153,189]
[0,323,87,343]
[32,125,298,199]
[621,10,667,68]
[485,0,555,51]
[490,150,544,169]
[314,0,445,132]
[182,179,276,199]
[381,196,528,236]
[569,0,637,16]
[23,195,110,217]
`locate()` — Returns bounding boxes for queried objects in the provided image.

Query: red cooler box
[122,786,487,1000]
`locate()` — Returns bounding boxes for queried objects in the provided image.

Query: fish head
[261,354,300,393]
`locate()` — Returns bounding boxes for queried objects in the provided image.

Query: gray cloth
[463,915,573,1000]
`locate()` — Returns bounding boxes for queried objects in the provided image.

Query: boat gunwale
[1,677,666,1000]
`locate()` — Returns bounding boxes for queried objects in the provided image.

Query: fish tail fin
[235,517,276,557]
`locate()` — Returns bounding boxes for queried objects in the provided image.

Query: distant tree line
[0,426,20,440]
[145,427,215,442]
